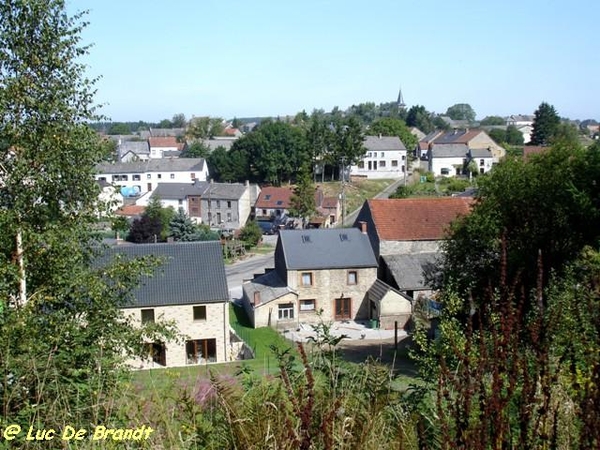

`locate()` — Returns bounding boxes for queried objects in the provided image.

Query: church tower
[397,86,406,110]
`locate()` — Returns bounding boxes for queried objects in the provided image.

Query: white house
[350,135,407,179]
[148,136,184,159]
[428,144,494,177]
[95,158,209,198]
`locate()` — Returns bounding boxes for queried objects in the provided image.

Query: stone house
[419,129,505,161]
[99,241,231,369]
[242,228,411,330]
[141,180,260,230]
[427,144,494,177]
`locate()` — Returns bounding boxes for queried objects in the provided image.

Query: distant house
[419,129,505,162]
[202,137,238,152]
[427,144,494,177]
[312,188,341,228]
[95,158,209,197]
[409,127,426,141]
[149,128,186,138]
[117,141,150,162]
[350,135,408,179]
[254,186,294,221]
[148,136,185,159]
[353,197,473,298]
[99,241,231,369]
[140,180,260,229]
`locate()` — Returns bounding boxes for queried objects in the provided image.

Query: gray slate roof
[364,135,407,151]
[278,228,377,270]
[242,270,296,306]
[469,148,494,158]
[431,143,469,158]
[202,138,237,151]
[98,241,229,308]
[368,279,412,304]
[151,181,249,201]
[381,253,439,290]
[118,141,150,156]
[96,158,205,174]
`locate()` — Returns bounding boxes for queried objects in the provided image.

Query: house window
[186,338,216,364]
[480,159,485,166]
[193,305,207,321]
[380,152,384,157]
[278,303,294,320]
[301,272,313,286]
[391,160,398,167]
[143,342,166,366]
[379,160,386,168]
[190,172,196,179]
[440,168,450,175]
[262,209,267,216]
[170,173,175,179]
[146,174,151,179]
[347,271,358,285]
[157,174,162,179]
[358,161,365,169]
[178,199,183,206]
[207,212,212,223]
[480,167,485,174]
[264,194,271,200]
[216,200,221,208]
[300,299,316,311]
[216,212,222,223]
[141,309,155,324]
[227,212,232,222]
[227,201,232,208]
[402,155,406,160]
[133,174,141,181]
[367,152,372,158]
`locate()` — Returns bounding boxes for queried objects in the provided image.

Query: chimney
[359,221,367,234]
[378,133,382,139]
[245,180,250,187]
[253,291,261,306]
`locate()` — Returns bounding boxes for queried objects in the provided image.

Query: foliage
[107,122,131,135]
[144,196,176,241]
[369,117,418,150]
[186,116,224,140]
[480,115,505,126]
[181,140,210,159]
[530,101,560,145]
[289,166,317,226]
[239,221,262,248]
[445,103,476,122]
[406,105,434,134]
[206,145,249,182]
[171,112,186,128]
[169,209,201,241]
[127,214,162,243]
[489,126,525,146]
[0,0,176,433]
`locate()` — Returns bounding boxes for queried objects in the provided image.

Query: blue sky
[71,0,600,122]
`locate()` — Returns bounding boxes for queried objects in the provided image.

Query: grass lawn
[318,178,395,214]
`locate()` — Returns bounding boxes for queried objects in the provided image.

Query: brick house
[242,228,411,330]
[100,241,230,369]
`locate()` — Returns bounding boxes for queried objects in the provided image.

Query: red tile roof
[255,186,294,209]
[115,205,146,217]
[149,136,179,148]
[367,197,473,241]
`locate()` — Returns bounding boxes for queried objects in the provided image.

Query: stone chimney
[359,221,367,234]
[253,291,261,306]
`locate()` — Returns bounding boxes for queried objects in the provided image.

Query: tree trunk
[16,229,26,307]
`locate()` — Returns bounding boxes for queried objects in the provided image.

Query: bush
[239,221,262,248]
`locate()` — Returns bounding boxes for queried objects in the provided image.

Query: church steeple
[397,86,406,110]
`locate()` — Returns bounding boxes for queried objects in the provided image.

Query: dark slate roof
[201,182,248,200]
[151,182,206,200]
[96,158,206,174]
[278,228,377,270]
[364,135,407,151]
[242,270,296,306]
[368,279,413,304]
[97,241,229,308]
[469,148,494,158]
[431,143,469,158]
[118,141,150,155]
[381,253,439,290]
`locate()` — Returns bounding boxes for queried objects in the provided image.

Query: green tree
[479,115,505,126]
[169,209,200,241]
[239,221,262,248]
[207,145,249,182]
[158,118,173,128]
[445,103,476,122]
[369,117,418,151]
[529,101,560,145]
[406,105,434,133]
[187,116,224,140]
[307,112,330,182]
[143,197,175,241]
[107,122,132,135]
[327,116,366,180]
[488,128,506,145]
[171,112,186,128]
[505,124,525,145]
[289,166,316,227]
[181,140,210,159]
[0,0,174,429]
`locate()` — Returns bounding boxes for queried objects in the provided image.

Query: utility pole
[340,156,346,227]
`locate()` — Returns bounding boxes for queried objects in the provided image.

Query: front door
[335,297,351,320]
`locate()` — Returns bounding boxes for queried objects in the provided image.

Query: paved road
[226,252,274,300]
